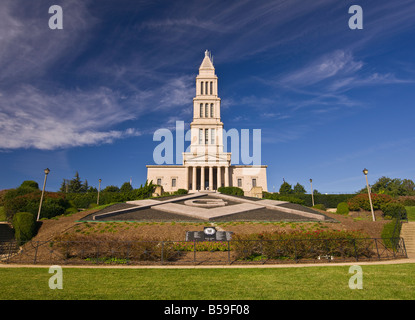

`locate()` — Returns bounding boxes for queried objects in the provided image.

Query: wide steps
[401,222,415,258]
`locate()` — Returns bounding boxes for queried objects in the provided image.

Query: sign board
[186,227,233,241]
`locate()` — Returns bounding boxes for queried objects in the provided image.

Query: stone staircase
[401,222,415,258]
[0,223,19,258]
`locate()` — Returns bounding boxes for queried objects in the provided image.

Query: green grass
[0,264,414,300]
[405,206,415,221]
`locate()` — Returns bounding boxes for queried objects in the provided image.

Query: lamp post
[37,168,50,221]
[310,179,314,207]
[363,168,376,222]
[97,179,102,205]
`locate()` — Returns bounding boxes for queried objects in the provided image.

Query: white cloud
[281,50,363,87]
[0,85,141,150]
[0,0,96,84]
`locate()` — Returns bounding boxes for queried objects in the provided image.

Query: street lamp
[363,168,376,221]
[97,179,102,205]
[310,179,314,206]
[37,168,50,221]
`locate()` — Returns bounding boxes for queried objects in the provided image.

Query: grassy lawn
[405,206,415,221]
[0,264,414,300]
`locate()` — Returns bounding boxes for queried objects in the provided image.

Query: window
[237,179,242,187]
[211,128,215,145]
[172,178,176,187]
[210,81,213,95]
[200,103,203,117]
[205,82,208,95]
[205,129,209,144]
[205,103,208,117]
[210,103,214,117]
[199,129,203,144]
[157,178,162,186]
[200,82,203,95]
[252,179,257,187]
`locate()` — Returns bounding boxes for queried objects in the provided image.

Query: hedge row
[263,192,355,208]
[218,186,244,196]
[51,229,375,262]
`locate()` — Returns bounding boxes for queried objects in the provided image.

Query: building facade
[147,51,268,195]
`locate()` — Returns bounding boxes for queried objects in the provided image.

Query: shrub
[218,186,244,196]
[232,230,371,261]
[398,196,415,206]
[174,189,188,195]
[12,212,36,244]
[52,234,178,262]
[65,207,78,215]
[381,202,407,219]
[263,192,355,208]
[4,191,69,220]
[262,192,304,205]
[336,202,349,215]
[347,193,393,211]
[312,204,326,211]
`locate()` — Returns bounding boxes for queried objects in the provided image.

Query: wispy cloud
[0,85,141,150]
[281,50,363,87]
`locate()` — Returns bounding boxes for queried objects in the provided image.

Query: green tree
[103,185,120,193]
[68,172,83,193]
[279,182,292,194]
[361,176,415,196]
[293,183,306,194]
[120,182,133,193]
[20,181,39,190]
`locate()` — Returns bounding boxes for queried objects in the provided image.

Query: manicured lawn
[0,264,414,300]
[405,206,415,221]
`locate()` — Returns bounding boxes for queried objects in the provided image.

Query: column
[201,166,205,190]
[209,166,213,191]
[192,166,196,191]
[217,167,222,190]
[224,166,229,187]
[185,166,189,190]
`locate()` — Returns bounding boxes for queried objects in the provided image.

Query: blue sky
[1,0,415,194]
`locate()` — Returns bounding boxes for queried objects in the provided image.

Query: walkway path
[401,222,415,258]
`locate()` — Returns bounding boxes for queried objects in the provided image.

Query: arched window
[200,104,203,117]
[205,82,208,95]
[210,82,213,95]
[200,82,203,95]
[205,103,208,117]
[210,103,214,117]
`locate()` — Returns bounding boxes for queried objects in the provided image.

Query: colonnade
[186,166,229,191]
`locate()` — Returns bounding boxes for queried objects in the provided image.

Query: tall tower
[147,50,268,194]
[183,50,231,190]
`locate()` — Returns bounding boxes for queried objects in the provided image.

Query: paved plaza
[81,192,334,222]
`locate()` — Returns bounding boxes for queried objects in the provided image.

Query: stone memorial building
[147,51,268,195]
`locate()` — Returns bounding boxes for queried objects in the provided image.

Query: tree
[360,176,415,196]
[279,182,292,194]
[68,172,83,193]
[20,181,39,190]
[103,185,120,193]
[293,183,306,194]
[120,182,133,193]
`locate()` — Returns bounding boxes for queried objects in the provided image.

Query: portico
[185,165,229,191]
